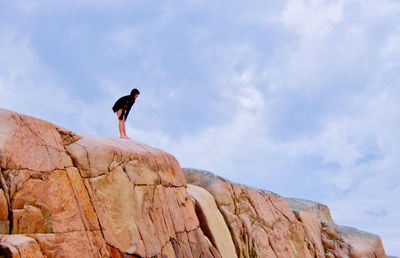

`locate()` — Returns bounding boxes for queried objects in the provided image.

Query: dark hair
[130,88,140,96]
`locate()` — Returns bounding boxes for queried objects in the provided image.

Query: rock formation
[287,198,386,258]
[0,109,219,257]
[184,168,386,258]
[187,185,237,258]
[0,109,387,257]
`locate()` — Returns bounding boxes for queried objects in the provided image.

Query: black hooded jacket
[112,95,135,120]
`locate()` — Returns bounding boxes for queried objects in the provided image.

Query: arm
[124,101,133,120]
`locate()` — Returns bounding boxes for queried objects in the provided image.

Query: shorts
[117,109,126,120]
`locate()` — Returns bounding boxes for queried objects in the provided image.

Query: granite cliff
[184,169,386,258]
[0,109,387,257]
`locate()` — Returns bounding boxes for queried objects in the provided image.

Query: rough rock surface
[187,184,237,258]
[184,168,387,258]
[287,198,386,258]
[0,108,219,257]
[0,108,387,258]
[183,168,317,258]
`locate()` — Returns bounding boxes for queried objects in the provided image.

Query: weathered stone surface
[68,136,217,257]
[84,166,142,254]
[0,234,44,258]
[0,241,19,258]
[188,184,237,258]
[184,168,315,258]
[288,199,347,257]
[0,109,72,172]
[0,108,387,258]
[287,198,328,257]
[27,231,109,257]
[287,198,334,224]
[0,109,218,257]
[287,198,386,258]
[184,168,388,258]
[336,225,386,258]
[65,135,187,188]
[161,241,176,258]
[0,189,9,234]
[55,125,82,146]
[187,228,217,258]
[11,169,86,234]
[65,167,100,232]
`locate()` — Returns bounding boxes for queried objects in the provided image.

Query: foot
[122,136,131,139]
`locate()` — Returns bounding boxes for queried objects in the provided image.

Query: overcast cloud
[1,0,399,254]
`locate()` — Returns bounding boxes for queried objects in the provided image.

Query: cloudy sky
[1,0,399,254]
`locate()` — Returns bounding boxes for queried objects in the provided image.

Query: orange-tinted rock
[161,241,176,257]
[288,198,334,224]
[65,167,100,231]
[164,187,186,233]
[11,170,86,234]
[84,166,143,254]
[0,108,387,258]
[188,184,237,258]
[287,198,386,258]
[287,198,328,257]
[0,189,9,234]
[0,240,19,258]
[0,234,44,258]
[336,225,386,258]
[65,135,186,188]
[184,168,388,258]
[184,168,315,258]
[187,228,216,258]
[0,109,72,172]
[12,205,47,234]
[0,109,218,257]
[27,231,109,257]
[64,136,214,257]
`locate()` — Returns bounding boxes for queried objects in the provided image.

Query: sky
[0,0,399,255]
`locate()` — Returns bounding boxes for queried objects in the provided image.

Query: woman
[112,88,140,139]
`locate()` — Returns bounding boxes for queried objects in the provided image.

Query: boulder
[0,108,387,258]
[0,235,44,258]
[336,225,386,258]
[187,184,237,258]
[183,168,316,258]
[184,168,388,258]
[287,198,386,258]
[0,109,219,257]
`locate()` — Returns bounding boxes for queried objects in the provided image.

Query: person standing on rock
[112,88,140,139]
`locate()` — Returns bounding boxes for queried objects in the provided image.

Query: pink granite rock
[0,234,44,258]
[188,184,237,258]
[183,168,316,258]
[0,108,219,258]
[184,168,387,258]
[0,108,387,258]
[287,198,386,258]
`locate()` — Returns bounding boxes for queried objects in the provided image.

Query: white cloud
[281,0,344,38]
[0,27,105,134]
[380,28,400,68]
[128,83,268,176]
[2,0,400,254]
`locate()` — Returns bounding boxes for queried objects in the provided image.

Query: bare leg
[122,120,130,139]
[119,120,126,138]
[116,110,125,138]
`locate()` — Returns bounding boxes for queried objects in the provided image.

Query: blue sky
[1,0,399,255]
